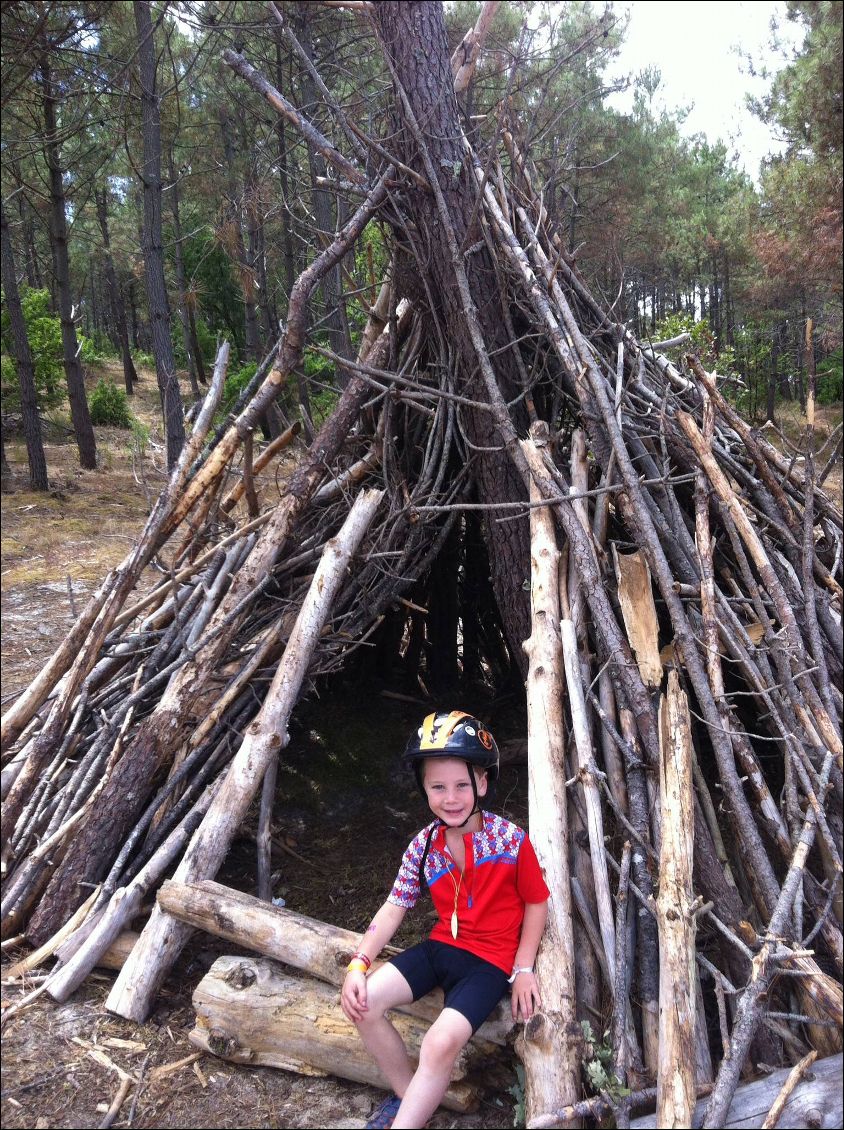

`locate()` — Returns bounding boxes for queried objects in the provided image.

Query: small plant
[128,417,151,454]
[509,1062,525,1128]
[131,349,156,369]
[580,1020,630,1100]
[89,378,133,428]
[220,360,258,417]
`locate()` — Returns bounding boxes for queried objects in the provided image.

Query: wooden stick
[220,421,301,513]
[561,618,616,983]
[98,1076,132,1129]
[761,1049,818,1129]
[656,671,697,1130]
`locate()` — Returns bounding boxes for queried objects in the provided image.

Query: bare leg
[392,1007,472,1129]
[354,963,416,1098]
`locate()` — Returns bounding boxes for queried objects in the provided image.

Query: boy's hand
[340,970,368,1022]
[511,970,541,1021]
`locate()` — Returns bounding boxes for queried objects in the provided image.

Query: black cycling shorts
[389,938,509,1033]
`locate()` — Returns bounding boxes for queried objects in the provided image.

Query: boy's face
[422,757,487,827]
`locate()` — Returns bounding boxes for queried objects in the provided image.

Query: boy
[340,710,549,1130]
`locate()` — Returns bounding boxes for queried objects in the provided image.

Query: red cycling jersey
[387,810,550,973]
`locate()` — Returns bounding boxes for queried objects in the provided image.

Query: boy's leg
[391,1007,472,1130]
[354,963,417,1098]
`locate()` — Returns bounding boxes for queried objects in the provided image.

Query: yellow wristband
[347,959,368,974]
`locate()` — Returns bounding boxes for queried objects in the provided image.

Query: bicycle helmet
[404,710,499,792]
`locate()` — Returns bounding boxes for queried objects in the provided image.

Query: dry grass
[1,363,172,699]
[762,401,844,510]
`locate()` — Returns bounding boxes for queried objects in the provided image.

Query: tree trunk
[166,152,201,397]
[10,160,42,289]
[135,0,185,469]
[372,1,531,672]
[1,200,49,491]
[273,33,297,303]
[293,4,349,379]
[95,189,138,397]
[40,54,97,470]
[217,106,262,363]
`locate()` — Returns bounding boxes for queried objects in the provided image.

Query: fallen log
[153,878,514,1045]
[189,955,511,1112]
[631,1051,842,1129]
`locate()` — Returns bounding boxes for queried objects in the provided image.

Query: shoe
[365,1092,402,1128]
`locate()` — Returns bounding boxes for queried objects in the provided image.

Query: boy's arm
[355,899,407,963]
[510,899,549,1021]
[340,899,407,1022]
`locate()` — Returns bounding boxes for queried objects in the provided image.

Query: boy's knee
[419,1022,467,1067]
[354,1005,385,1030]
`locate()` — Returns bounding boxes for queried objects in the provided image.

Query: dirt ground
[0,365,521,1130]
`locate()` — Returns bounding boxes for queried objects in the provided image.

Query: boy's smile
[422,757,487,828]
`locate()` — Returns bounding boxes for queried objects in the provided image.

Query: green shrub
[220,361,258,417]
[816,347,843,405]
[310,384,340,424]
[303,348,339,423]
[89,378,133,427]
[0,287,66,412]
[131,349,156,369]
[193,318,217,364]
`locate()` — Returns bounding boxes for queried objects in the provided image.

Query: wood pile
[2,4,842,1127]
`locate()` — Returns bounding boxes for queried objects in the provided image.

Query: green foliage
[653,312,738,378]
[78,332,105,367]
[580,1021,631,1101]
[310,385,340,425]
[193,318,217,364]
[750,2,843,296]
[89,378,133,427]
[302,349,339,424]
[0,288,66,413]
[180,226,246,358]
[508,1063,525,1128]
[816,346,843,404]
[131,349,156,370]
[220,361,258,417]
[127,416,151,458]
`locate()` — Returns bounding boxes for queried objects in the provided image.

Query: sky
[604,1,805,181]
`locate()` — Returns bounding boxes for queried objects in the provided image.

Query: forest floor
[0,363,519,1130]
[1,363,841,1129]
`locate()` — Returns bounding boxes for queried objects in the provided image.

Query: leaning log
[656,671,697,1130]
[154,878,513,1045]
[189,955,510,1112]
[631,1052,842,1130]
[518,442,581,1127]
[106,488,384,1021]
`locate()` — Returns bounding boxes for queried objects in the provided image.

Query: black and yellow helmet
[404,710,499,786]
